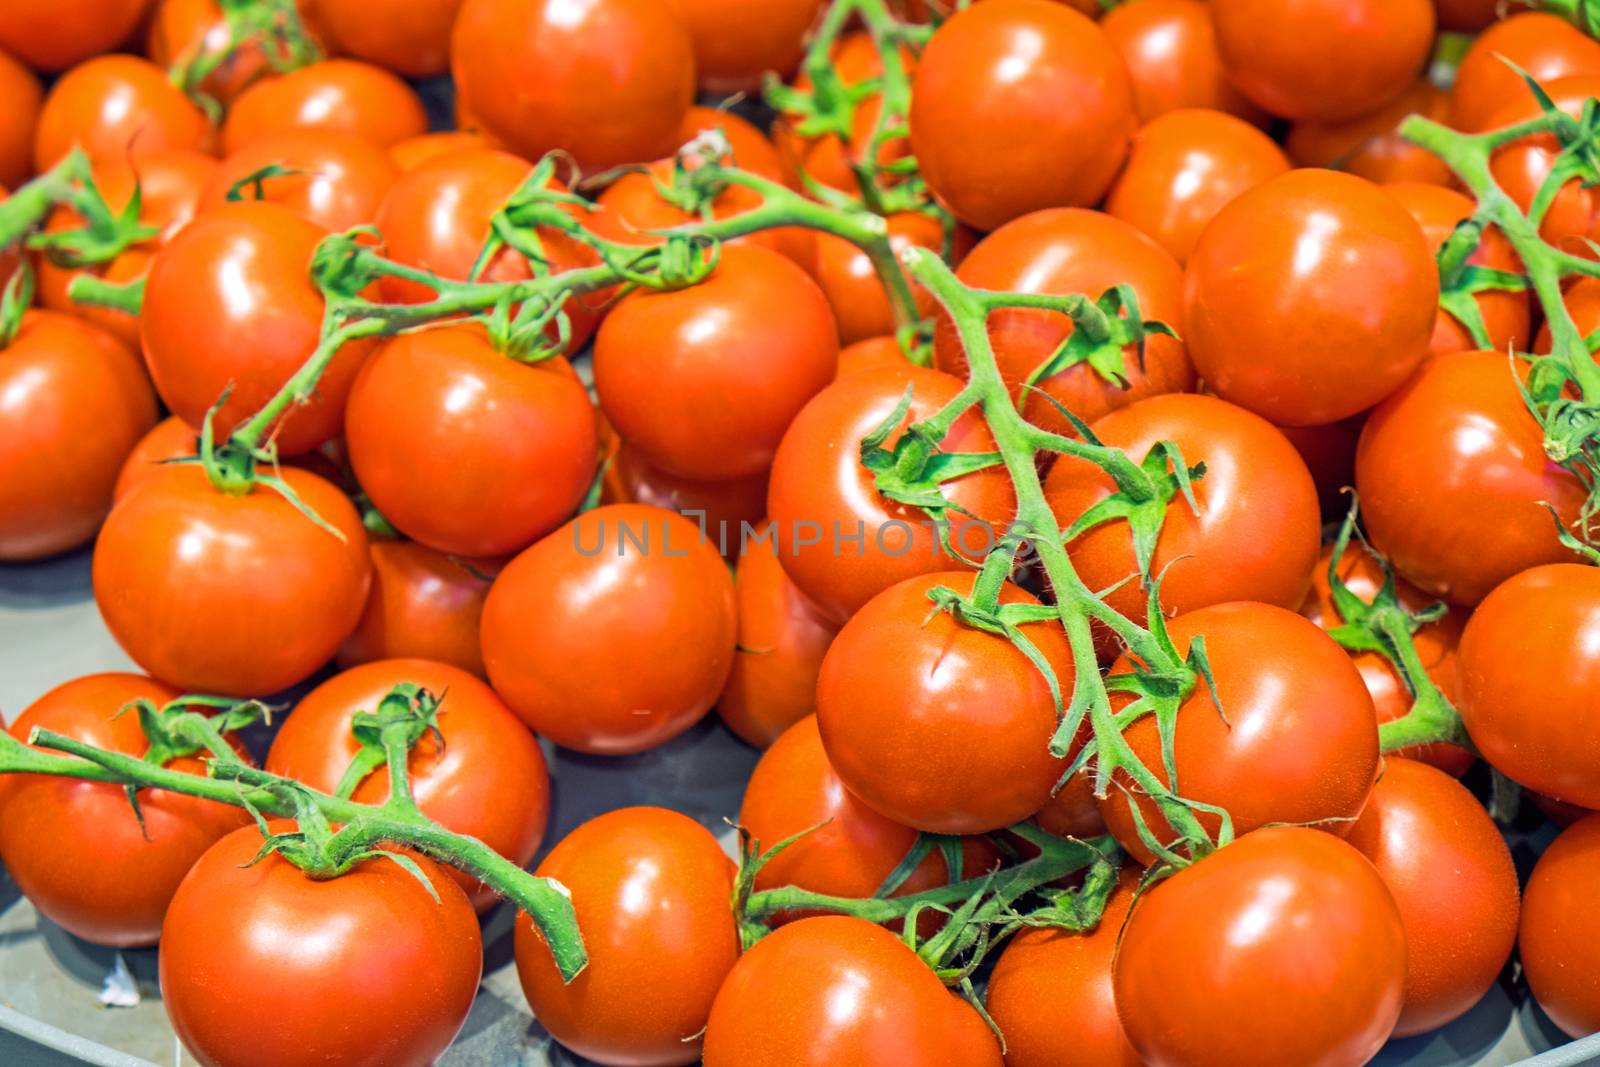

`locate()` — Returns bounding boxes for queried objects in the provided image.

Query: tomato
[201,129,398,233]
[345,324,597,557]
[772,32,914,195]
[0,673,250,946]
[1286,79,1454,187]
[1100,0,1264,124]
[1356,352,1586,606]
[600,439,769,554]
[146,0,318,106]
[0,49,40,188]
[1045,393,1321,632]
[909,0,1136,231]
[1490,75,1600,261]
[337,540,499,678]
[1346,758,1518,1036]
[94,464,370,696]
[0,0,149,72]
[703,915,1004,1067]
[222,60,427,154]
[984,869,1141,1067]
[1105,109,1288,265]
[515,807,738,1067]
[161,822,480,1067]
[1277,417,1362,521]
[1520,813,1600,1039]
[142,201,374,456]
[1452,13,1600,133]
[674,0,820,93]
[1098,602,1378,865]
[1301,543,1474,776]
[1533,791,1595,829]
[0,311,158,561]
[1437,0,1532,32]
[766,363,1016,624]
[482,504,736,754]
[387,130,490,172]
[1539,276,1600,353]
[934,207,1191,436]
[677,106,786,183]
[33,55,211,173]
[1033,768,1107,840]
[836,335,910,378]
[719,528,839,748]
[452,0,694,172]
[309,0,462,77]
[1114,827,1405,1067]
[114,415,198,504]
[809,213,970,346]
[1184,169,1437,427]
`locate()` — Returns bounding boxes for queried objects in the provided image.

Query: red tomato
[161,822,481,1067]
[33,55,211,173]
[1356,352,1586,606]
[1104,109,1289,264]
[0,49,41,188]
[0,0,149,72]
[1538,276,1600,353]
[909,0,1136,230]
[344,324,597,557]
[1098,602,1379,865]
[201,129,398,233]
[676,106,786,183]
[765,363,1017,624]
[515,807,739,1067]
[835,335,910,378]
[1211,0,1434,121]
[452,0,695,172]
[1490,74,1600,261]
[703,915,1004,1067]
[1045,393,1322,632]
[1033,768,1107,840]
[387,130,491,172]
[113,415,198,504]
[1286,79,1454,187]
[337,540,498,678]
[1276,417,1362,521]
[1100,0,1264,124]
[1183,169,1437,426]
[935,207,1191,436]
[1346,758,1519,1036]
[1519,813,1600,1039]
[222,60,427,153]
[93,464,371,696]
[772,32,914,195]
[1113,827,1406,1067]
[0,673,250,946]
[809,213,970,346]
[1452,13,1600,133]
[1437,0,1532,32]
[309,0,462,77]
[0,311,158,560]
[146,0,320,106]
[599,438,769,555]
[674,0,820,93]
[1457,563,1600,809]
[481,504,737,754]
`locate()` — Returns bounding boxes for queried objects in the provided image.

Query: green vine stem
[167,0,322,105]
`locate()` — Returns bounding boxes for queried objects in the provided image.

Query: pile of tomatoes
[3,0,1600,1066]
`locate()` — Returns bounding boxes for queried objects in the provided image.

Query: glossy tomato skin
[113,416,198,504]
[515,807,739,1067]
[836,335,911,378]
[934,207,1191,437]
[1046,394,1321,632]
[0,0,149,72]
[337,540,498,678]
[201,129,398,233]
[1452,13,1600,133]
[309,0,462,77]
[161,823,481,1067]
[0,311,158,561]
[0,673,251,947]
[482,504,737,754]
[1184,168,1437,427]
[1346,758,1519,1036]
[388,130,491,171]
[599,439,769,555]
[817,571,1071,834]
[0,50,41,187]
[93,465,370,697]
[808,213,969,346]
[222,60,427,153]
[1100,0,1263,124]
[344,325,597,557]
[909,0,1136,231]
[675,0,820,93]
[1211,0,1434,121]
[1114,827,1406,1067]
[1520,814,1600,1038]
[1286,79,1454,187]
[452,0,695,172]
[703,915,1004,1067]
[1356,352,1586,606]
[1098,602,1379,865]
[34,55,211,173]
[1490,75,1600,261]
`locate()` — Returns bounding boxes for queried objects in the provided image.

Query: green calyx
[1022,284,1178,394]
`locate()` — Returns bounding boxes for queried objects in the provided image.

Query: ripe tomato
[674,0,820,93]
[1105,108,1288,265]
[452,0,694,172]
[0,311,158,561]
[0,0,149,72]
[201,129,398,233]
[934,207,1191,436]
[1437,0,1532,32]
[809,213,970,346]
[1285,79,1454,187]
[910,0,1136,231]
[719,527,839,748]
[113,415,198,504]
[1452,13,1600,133]
[1033,767,1108,839]
[817,571,1071,834]
[1539,276,1600,353]
[1277,418,1363,521]
[345,324,597,557]
[146,0,322,106]
[1100,0,1263,124]
[1211,0,1434,121]
[772,32,914,195]
[387,130,491,172]
[94,464,370,696]
[0,49,40,188]
[0,673,251,947]
[1301,543,1473,776]
[600,439,769,554]
[836,335,910,378]
[1457,563,1600,809]
[1356,352,1586,606]
[703,915,1004,1067]
[482,504,736,754]
[1519,813,1600,1039]
[515,807,738,1067]
[161,823,481,1067]
[222,60,427,153]
[1346,758,1519,1036]
[1098,602,1379,865]
[765,363,1016,624]
[677,106,786,183]
[309,0,462,77]
[1113,827,1405,1067]
[1045,393,1321,632]
[1490,75,1600,261]
[337,540,499,678]
[33,55,212,173]
[1183,169,1437,426]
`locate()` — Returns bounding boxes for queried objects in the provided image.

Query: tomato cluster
[2,1,1600,1067]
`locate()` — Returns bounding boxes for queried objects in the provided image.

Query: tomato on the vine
[33,55,212,172]
[1285,79,1453,188]
[1490,74,1600,262]
[146,0,311,106]
[1451,13,1600,133]
[808,213,969,347]
[676,106,786,184]
[308,0,462,78]
[1100,0,1264,124]
[221,60,428,153]
[0,48,40,188]
[1519,813,1600,1039]
[772,32,914,195]
[113,416,199,505]
[201,129,399,233]
[337,540,499,678]
[674,0,820,94]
